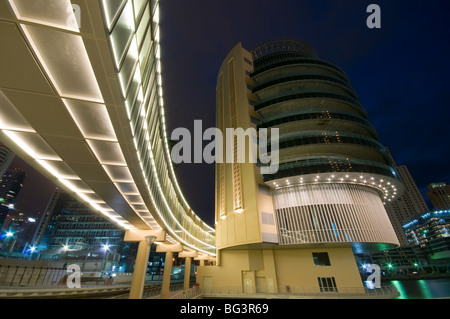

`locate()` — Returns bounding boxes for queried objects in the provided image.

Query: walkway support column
[124,230,165,299]
[156,243,183,299]
[179,251,198,291]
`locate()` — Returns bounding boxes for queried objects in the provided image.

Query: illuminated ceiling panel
[4,131,60,160]
[87,140,127,166]
[8,0,79,32]
[63,99,117,142]
[0,91,35,132]
[102,165,134,183]
[21,24,104,103]
[114,182,139,195]
[36,160,79,180]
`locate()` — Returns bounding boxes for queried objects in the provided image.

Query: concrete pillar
[129,239,151,299]
[123,229,165,299]
[179,251,198,291]
[184,257,192,291]
[156,243,183,299]
[161,250,173,299]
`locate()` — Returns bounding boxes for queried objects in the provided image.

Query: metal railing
[200,284,400,299]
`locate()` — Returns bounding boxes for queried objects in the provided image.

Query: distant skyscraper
[198,40,402,295]
[384,148,430,246]
[0,167,26,230]
[31,186,61,246]
[0,142,15,179]
[403,210,450,259]
[427,182,450,210]
[39,192,125,252]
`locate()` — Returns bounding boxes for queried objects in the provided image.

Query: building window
[313,252,331,266]
[318,277,338,292]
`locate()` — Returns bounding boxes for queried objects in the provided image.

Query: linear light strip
[108,2,215,250]
[12,17,138,230]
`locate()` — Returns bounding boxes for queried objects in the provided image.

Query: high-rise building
[0,167,26,230]
[384,148,429,246]
[31,186,61,246]
[403,210,450,260]
[0,141,15,178]
[39,192,125,252]
[198,40,402,295]
[427,183,450,210]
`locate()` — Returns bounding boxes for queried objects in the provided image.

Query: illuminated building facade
[403,210,450,255]
[0,167,26,230]
[427,183,450,210]
[197,40,402,296]
[0,142,15,178]
[383,148,430,246]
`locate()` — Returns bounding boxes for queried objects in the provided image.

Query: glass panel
[133,0,147,21]
[110,1,135,68]
[118,38,139,96]
[100,0,126,31]
[136,4,150,48]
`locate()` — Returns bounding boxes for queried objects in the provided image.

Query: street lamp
[101,244,111,276]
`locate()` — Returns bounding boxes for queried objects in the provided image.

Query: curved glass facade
[250,40,397,185]
[99,0,215,255]
[249,40,402,250]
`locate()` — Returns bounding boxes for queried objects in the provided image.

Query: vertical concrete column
[161,250,173,299]
[156,243,183,299]
[123,230,165,299]
[179,251,198,291]
[129,239,151,299]
[184,257,192,291]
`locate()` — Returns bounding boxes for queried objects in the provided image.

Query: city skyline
[3,0,450,229]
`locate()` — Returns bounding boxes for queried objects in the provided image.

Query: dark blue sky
[160,0,450,226]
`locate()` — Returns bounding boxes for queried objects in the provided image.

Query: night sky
[160,0,450,226]
[8,0,450,229]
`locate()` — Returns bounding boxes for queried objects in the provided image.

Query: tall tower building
[0,167,26,230]
[0,141,15,178]
[198,40,402,295]
[383,148,429,246]
[427,182,450,210]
